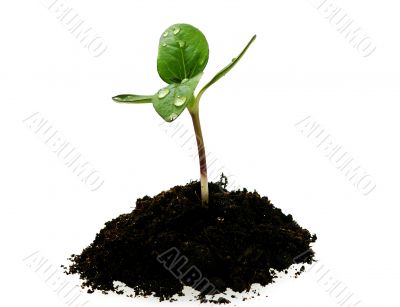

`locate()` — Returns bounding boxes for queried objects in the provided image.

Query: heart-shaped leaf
[157,24,209,84]
[112,94,153,103]
[152,73,202,122]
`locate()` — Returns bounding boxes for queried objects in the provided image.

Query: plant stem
[189,107,209,204]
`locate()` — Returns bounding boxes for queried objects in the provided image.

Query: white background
[1,0,399,306]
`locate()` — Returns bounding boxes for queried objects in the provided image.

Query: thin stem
[189,107,209,204]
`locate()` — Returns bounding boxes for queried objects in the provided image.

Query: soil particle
[66,181,316,303]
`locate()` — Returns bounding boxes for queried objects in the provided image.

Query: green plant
[113,24,256,204]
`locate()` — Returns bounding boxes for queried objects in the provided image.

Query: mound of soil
[66,181,316,303]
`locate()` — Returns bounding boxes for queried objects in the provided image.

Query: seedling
[71,29,316,296]
[113,24,256,204]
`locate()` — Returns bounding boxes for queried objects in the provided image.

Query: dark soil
[66,181,316,303]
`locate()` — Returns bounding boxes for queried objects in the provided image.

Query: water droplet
[158,88,169,99]
[162,43,167,47]
[174,96,187,107]
[181,78,189,84]
[178,40,185,48]
[169,113,178,121]
[163,31,168,37]
[173,27,180,35]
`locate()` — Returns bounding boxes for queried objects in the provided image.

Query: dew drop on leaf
[169,113,178,121]
[178,40,185,48]
[158,88,170,99]
[163,31,168,37]
[162,43,167,47]
[181,78,189,84]
[174,96,187,106]
[173,27,180,35]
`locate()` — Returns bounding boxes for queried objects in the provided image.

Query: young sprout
[113,24,256,204]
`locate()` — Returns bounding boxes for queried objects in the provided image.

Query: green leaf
[193,35,256,107]
[152,73,203,122]
[112,94,153,103]
[157,24,209,84]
